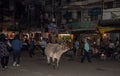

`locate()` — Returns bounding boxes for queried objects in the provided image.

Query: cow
[45,43,70,69]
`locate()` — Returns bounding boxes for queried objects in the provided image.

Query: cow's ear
[61,45,64,49]
[60,42,66,49]
[60,44,64,49]
[64,43,67,47]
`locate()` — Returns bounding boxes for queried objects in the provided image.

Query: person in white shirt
[108,40,115,57]
[81,38,92,63]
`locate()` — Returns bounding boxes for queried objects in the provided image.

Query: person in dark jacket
[11,34,22,67]
[40,38,47,57]
[29,38,35,58]
[0,33,10,71]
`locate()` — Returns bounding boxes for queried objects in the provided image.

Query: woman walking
[0,34,10,71]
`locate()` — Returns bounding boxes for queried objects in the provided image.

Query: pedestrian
[11,34,22,67]
[115,38,119,48]
[40,38,47,57]
[0,34,11,71]
[81,38,92,63]
[73,39,80,57]
[29,38,35,58]
[108,40,115,58]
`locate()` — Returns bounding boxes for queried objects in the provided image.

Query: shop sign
[48,23,57,33]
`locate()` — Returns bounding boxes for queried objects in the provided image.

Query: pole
[101,0,104,20]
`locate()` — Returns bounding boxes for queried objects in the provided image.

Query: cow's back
[45,43,59,57]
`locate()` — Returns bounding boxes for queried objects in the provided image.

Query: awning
[98,26,120,34]
[71,28,98,34]
[98,19,120,27]
[105,30,120,33]
[69,21,97,29]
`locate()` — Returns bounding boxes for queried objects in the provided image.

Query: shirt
[0,42,9,57]
[84,42,90,52]
[75,41,79,50]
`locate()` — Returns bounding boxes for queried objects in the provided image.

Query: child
[100,51,106,60]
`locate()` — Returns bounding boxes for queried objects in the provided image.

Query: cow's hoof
[47,63,51,65]
[53,66,59,70]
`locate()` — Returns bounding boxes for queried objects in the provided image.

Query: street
[0,51,120,76]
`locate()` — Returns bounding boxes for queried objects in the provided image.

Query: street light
[51,0,57,23]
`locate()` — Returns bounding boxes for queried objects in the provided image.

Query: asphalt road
[0,51,120,76]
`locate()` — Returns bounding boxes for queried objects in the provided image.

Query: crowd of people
[68,37,120,62]
[98,38,120,60]
[0,33,48,71]
[0,32,120,71]
[0,33,22,71]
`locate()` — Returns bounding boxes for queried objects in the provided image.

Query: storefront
[58,34,74,47]
[98,19,120,40]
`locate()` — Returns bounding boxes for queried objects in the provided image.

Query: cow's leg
[53,58,60,69]
[52,56,56,67]
[56,58,60,69]
[47,57,50,65]
[52,57,55,63]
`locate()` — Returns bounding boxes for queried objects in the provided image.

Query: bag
[6,44,12,52]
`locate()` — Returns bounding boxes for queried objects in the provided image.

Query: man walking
[81,38,91,63]
[12,34,22,66]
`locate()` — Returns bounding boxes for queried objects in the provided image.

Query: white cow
[45,43,70,69]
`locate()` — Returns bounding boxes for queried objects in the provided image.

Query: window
[77,0,85,1]
[64,11,72,19]
[90,15,98,21]
[66,0,71,3]
[77,11,81,21]
[58,0,61,5]
[104,1,114,9]
[116,0,120,7]
[2,0,9,9]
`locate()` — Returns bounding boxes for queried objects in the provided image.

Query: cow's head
[60,42,70,52]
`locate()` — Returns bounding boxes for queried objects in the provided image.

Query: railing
[68,21,98,29]
[61,0,101,6]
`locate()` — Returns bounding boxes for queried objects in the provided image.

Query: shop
[98,19,120,40]
[58,34,74,47]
